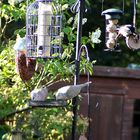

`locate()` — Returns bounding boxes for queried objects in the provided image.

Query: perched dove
[55,81,92,100]
[30,86,48,101]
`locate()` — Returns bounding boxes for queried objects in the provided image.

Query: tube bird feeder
[26,0,62,58]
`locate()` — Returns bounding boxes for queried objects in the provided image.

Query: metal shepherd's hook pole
[71,0,85,139]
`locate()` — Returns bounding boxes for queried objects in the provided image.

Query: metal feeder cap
[101,8,123,20]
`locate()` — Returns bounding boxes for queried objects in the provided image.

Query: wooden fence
[78,66,140,140]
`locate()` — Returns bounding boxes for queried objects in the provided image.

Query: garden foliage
[0,0,100,139]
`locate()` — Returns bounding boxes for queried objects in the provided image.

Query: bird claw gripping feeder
[101,8,123,51]
[26,0,62,58]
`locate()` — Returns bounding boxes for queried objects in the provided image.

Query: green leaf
[63,27,71,35]
[91,28,101,44]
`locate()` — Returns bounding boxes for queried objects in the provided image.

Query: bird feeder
[26,0,62,58]
[102,8,123,50]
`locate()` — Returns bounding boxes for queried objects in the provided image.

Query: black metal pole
[71,0,85,140]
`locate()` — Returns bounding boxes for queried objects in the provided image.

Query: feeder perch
[102,8,123,50]
[28,99,67,107]
[26,0,62,58]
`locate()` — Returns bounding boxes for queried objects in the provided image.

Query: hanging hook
[77,44,92,140]
[70,0,80,13]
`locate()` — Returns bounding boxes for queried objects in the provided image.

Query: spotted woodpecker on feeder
[115,25,140,50]
[116,24,136,38]
[14,35,36,82]
[55,81,92,100]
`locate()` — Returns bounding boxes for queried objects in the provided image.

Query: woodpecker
[14,35,36,82]
[55,81,92,100]
[14,35,26,51]
[116,24,136,38]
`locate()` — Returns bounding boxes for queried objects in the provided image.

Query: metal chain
[122,0,125,13]
[101,0,104,12]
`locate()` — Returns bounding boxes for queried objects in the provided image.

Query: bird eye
[42,85,45,88]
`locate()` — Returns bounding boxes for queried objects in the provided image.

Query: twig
[35,69,45,88]
[46,79,66,88]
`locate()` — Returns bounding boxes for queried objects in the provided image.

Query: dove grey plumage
[55,81,92,100]
[30,86,48,101]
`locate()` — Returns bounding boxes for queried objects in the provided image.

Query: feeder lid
[102,8,123,20]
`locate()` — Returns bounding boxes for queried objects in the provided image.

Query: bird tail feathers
[79,81,92,88]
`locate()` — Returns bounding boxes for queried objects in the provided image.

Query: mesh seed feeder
[26,0,62,58]
[102,8,123,50]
